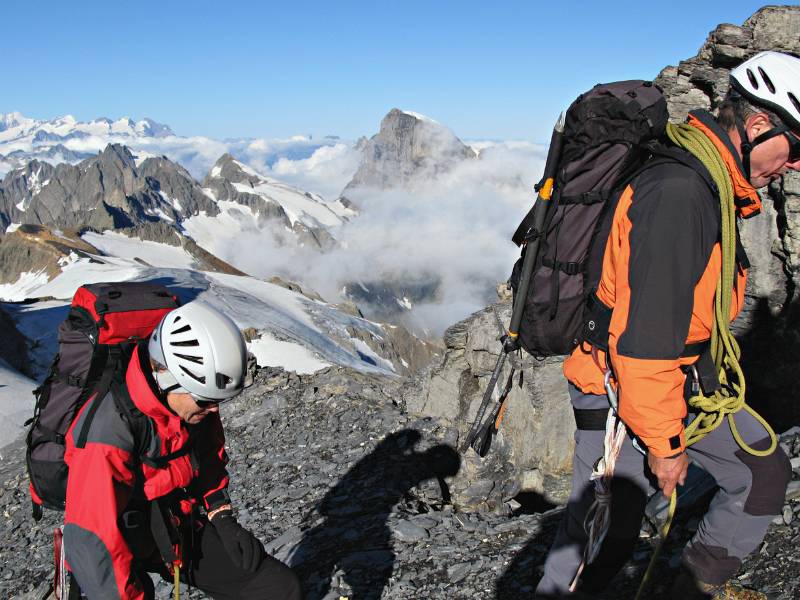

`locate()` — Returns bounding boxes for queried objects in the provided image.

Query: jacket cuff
[204,488,231,511]
[642,428,686,458]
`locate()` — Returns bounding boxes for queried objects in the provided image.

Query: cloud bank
[199,140,548,336]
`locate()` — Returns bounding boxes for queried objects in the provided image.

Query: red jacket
[63,344,230,599]
[563,110,761,457]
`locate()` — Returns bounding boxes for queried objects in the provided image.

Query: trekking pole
[462,112,565,455]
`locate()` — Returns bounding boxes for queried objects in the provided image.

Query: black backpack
[509,80,689,356]
[25,282,179,519]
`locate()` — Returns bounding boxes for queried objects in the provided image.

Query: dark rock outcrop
[0,145,218,233]
[0,305,31,376]
[656,5,800,427]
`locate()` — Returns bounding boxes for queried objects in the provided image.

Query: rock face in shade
[656,5,800,430]
[343,109,476,192]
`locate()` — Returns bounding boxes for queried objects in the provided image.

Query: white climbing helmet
[148,300,247,401]
[730,51,800,132]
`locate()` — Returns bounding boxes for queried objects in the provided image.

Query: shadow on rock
[289,429,460,600]
[737,296,800,432]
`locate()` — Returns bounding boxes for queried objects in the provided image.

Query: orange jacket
[563,110,762,457]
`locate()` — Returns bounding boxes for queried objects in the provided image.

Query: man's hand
[647,452,690,498]
[211,510,265,573]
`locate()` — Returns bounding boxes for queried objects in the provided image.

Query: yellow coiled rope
[665,122,777,457]
[635,123,778,599]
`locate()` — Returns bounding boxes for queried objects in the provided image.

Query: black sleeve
[617,163,719,359]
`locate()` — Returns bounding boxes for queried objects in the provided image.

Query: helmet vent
[758,67,776,94]
[171,324,192,335]
[170,339,200,347]
[175,353,204,365]
[215,373,232,389]
[180,365,206,383]
[747,68,759,89]
[788,92,800,116]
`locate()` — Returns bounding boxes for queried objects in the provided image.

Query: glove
[212,511,265,573]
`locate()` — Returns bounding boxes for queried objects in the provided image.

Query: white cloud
[201,140,548,336]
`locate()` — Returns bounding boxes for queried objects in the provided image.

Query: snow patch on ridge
[247,332,331,374]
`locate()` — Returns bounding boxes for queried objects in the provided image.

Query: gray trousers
[535,383,791,597]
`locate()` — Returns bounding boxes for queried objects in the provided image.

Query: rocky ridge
[0,145,218,233]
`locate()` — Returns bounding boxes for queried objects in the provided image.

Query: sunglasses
[785,131,800,163]
[153,368,234,407]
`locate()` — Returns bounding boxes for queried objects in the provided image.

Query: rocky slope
[1,365,798,599]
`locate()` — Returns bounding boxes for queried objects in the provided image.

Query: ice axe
[462,111,565,456]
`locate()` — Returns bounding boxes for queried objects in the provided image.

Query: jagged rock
[405,302,573,510]
[0,144,218,233]
[0,225,99,285]
[343,109,476,192]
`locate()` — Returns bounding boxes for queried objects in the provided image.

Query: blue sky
[1,1,788,142]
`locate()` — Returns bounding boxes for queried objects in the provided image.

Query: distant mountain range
[0,108,487,330]
[0,111,344,184]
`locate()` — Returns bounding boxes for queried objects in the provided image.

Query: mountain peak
[344,108,475,191]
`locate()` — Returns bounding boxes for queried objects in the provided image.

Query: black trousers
[134,519,302,600]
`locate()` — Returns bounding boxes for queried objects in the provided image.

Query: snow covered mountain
[0,226,438,445]
[0,112,172,174]
[0,112,351,191]
[188,153,357,255]
[0,145,350,273]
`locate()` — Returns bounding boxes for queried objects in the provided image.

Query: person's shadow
[289,429,460,600]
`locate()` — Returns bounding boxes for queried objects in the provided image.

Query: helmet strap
[736,114,792,181]
[735,115,753,180]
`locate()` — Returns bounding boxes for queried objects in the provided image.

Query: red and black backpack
[25,282,179,519]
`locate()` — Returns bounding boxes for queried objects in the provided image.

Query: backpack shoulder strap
[110,380,196,469]
[643,144,718,195]
[75,347,124,449]
[109,379,157,463]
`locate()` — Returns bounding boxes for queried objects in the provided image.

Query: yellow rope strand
[665,122,777,457]
[635,124,777,599]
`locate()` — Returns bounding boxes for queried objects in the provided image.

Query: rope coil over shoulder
[665,122,777,457]
[575,121,778,599]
